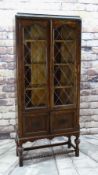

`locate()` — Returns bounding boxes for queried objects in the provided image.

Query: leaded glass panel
[23,23,48,108]
[53,23,76,106]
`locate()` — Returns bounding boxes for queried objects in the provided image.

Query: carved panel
[51,111,75,133]
[24,113,49,135]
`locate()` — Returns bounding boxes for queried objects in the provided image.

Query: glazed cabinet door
[50,19,81,133]
[23,20,50,109]
[16,19,50,136]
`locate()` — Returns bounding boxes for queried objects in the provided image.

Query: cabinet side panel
[76,20,81,131]
[16,17,24,137]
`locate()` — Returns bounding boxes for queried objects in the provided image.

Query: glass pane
[54,42,75,64]
[31,42,46,63]
[54,65,74,86]
[54,88,74,105]
[24,23,47,40]
[54,24,76,40]
[23,23,48,108]
[53,23,76,106]
[31,64,46,85]
[25,88,47,108]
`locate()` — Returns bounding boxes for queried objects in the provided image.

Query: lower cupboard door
[24,113,49,136]
[50,111,76,134]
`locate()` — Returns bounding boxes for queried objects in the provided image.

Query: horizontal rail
[24,141,69,151]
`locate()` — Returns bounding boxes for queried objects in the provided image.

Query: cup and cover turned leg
[75,135,80,157]
[68,136,71,148]
[18,146,23,167]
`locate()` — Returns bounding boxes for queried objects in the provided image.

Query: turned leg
[15,136,18,156]
[68,136,71,148]
[75,135,80,157]
[18,146,23,167]
[16,146,18,157]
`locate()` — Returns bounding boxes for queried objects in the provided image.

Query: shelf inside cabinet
[25,84,47,89]
[54,85,73,89]
[54,40,75,43]
[25,62,46,66]
[25,87,47,91]
[54,63,74,66]
[24,39,46,43]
